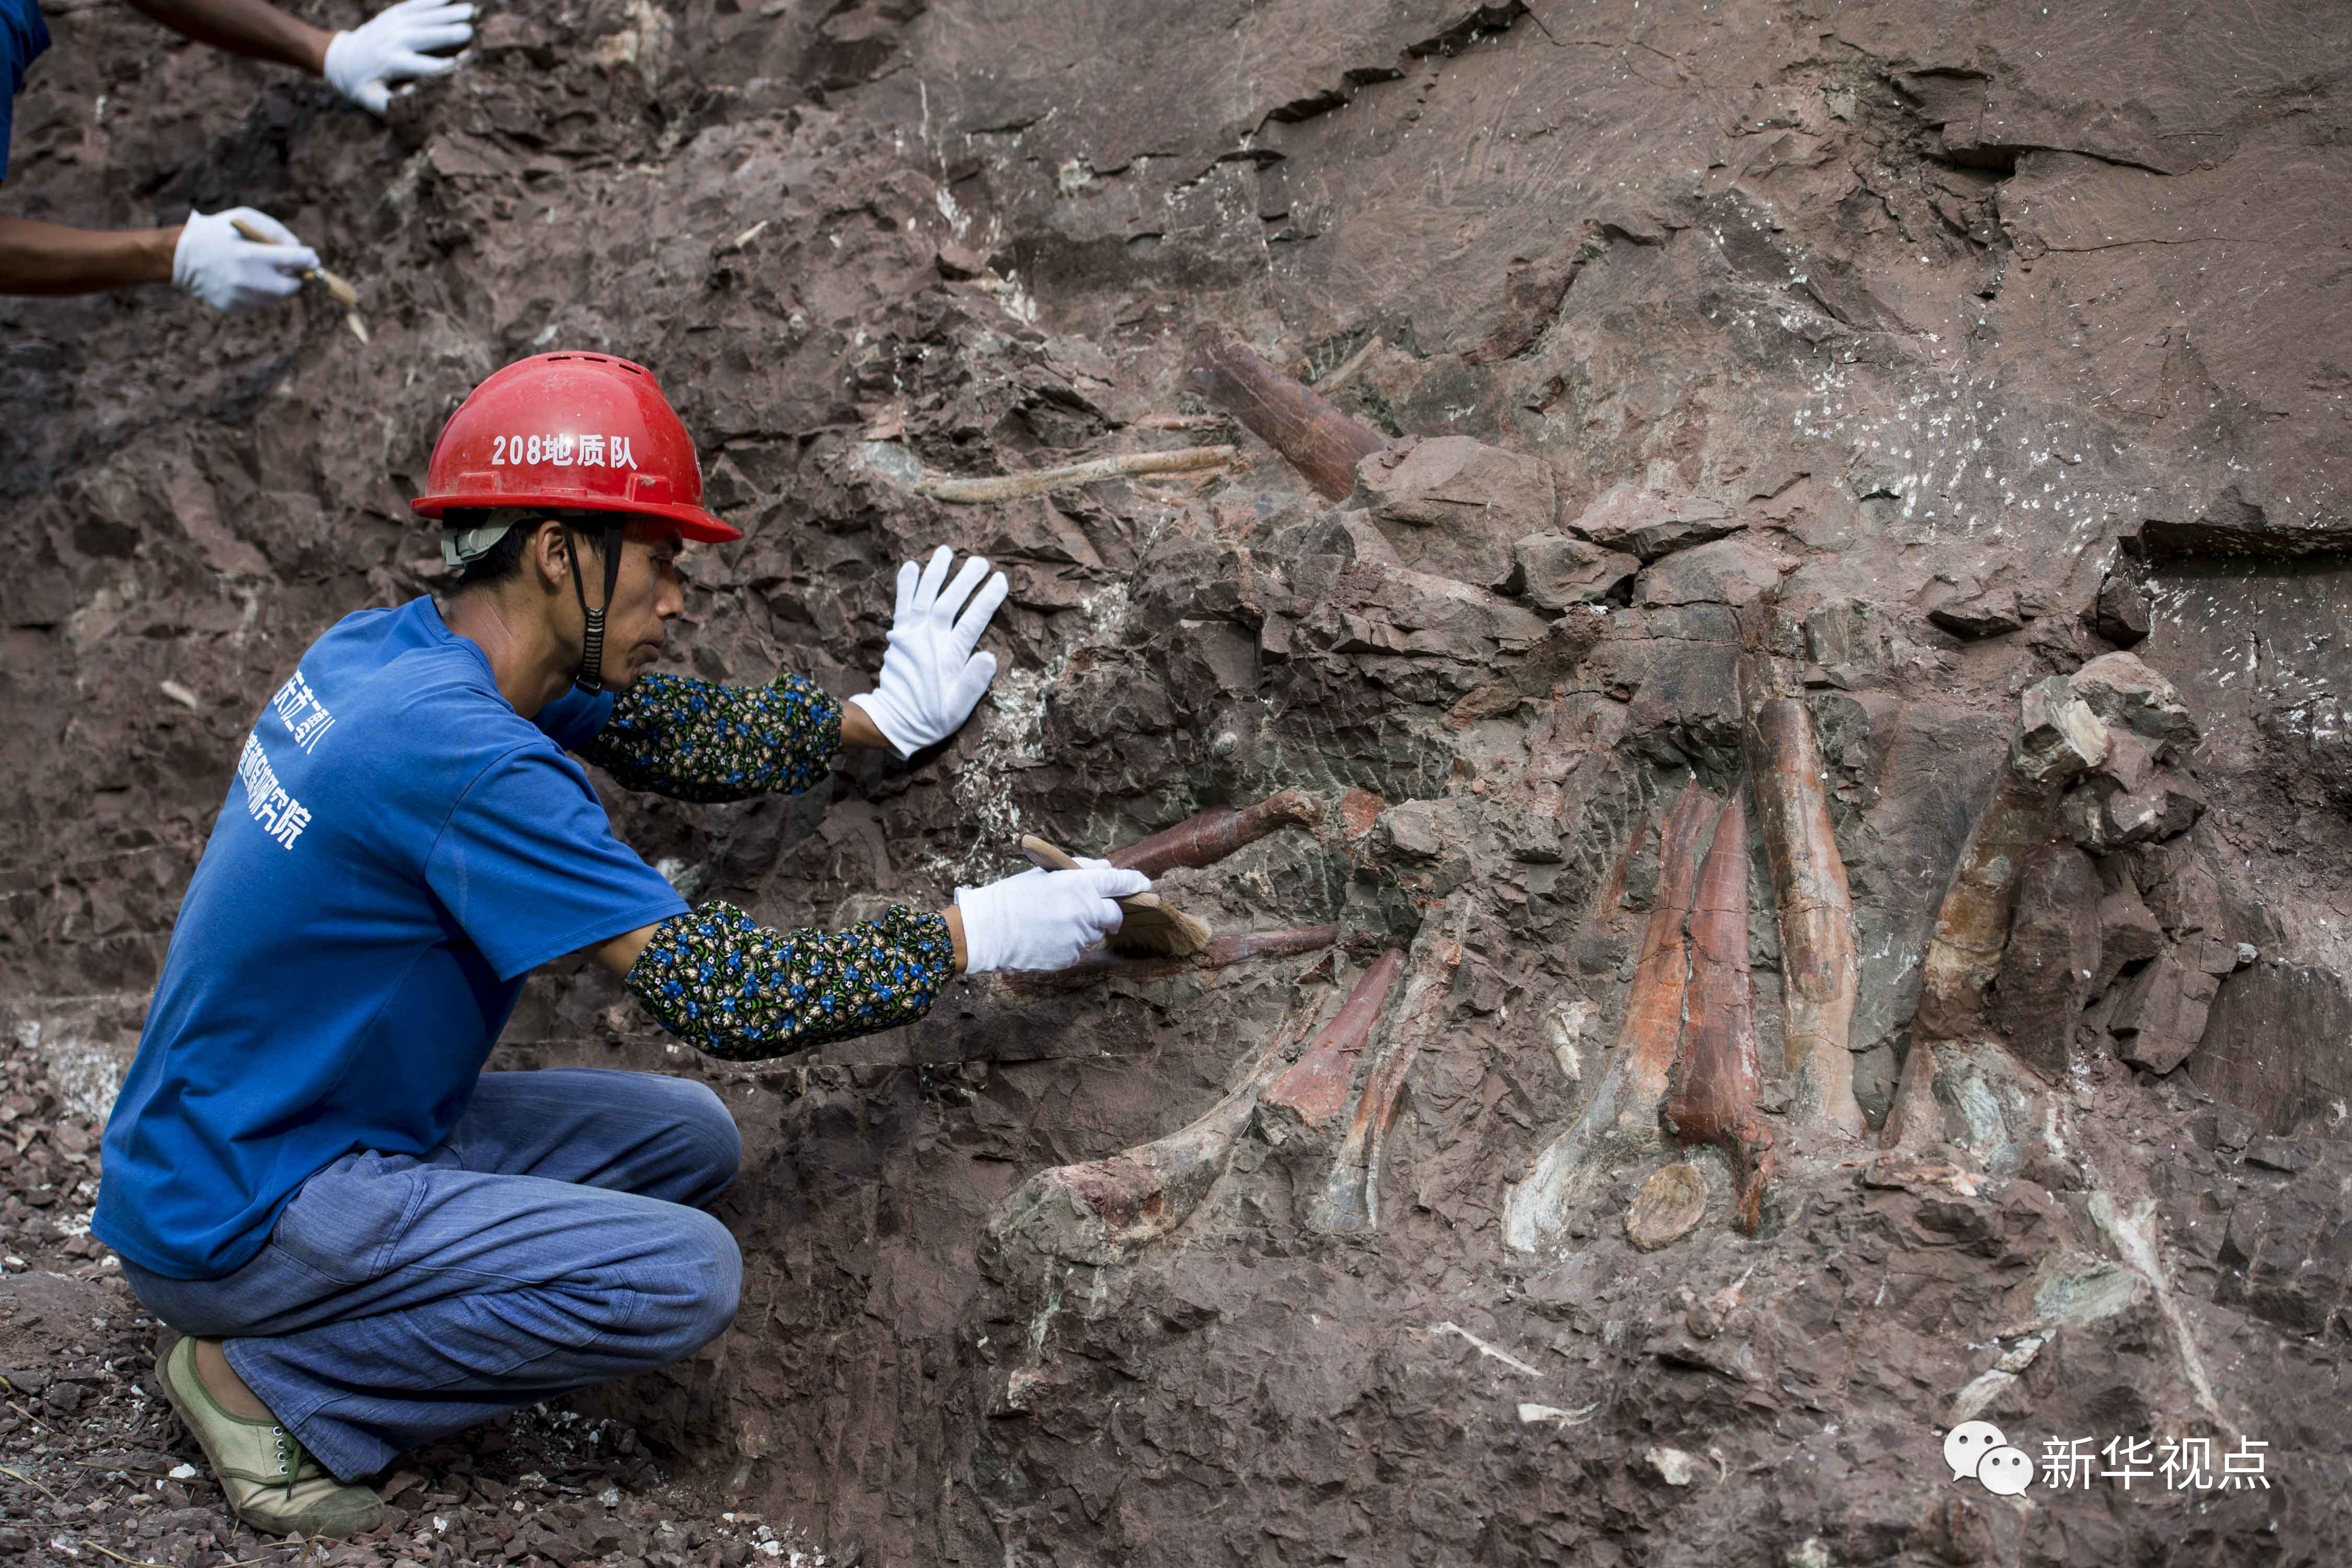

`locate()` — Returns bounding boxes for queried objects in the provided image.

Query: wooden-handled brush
[230,217,371,344]
[1019,835,1212,959]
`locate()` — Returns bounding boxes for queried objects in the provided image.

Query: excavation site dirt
[4,0,2352,1564]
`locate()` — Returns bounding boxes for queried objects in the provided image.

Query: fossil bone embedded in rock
[1260,947,1410,1135]
[1747,697,1865,1139]
[1106,788,1322,877]
[1624,1161,1711,1252]
[999,925,1340,995]
[1185,330,1391,501]
[1308,910,1467,1236]
[1664,792,1777,1233]
[1505,786,1716,1253]
[986,1045,1290,1270]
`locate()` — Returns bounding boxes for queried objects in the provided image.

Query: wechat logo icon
[1944,1421,2032,1495]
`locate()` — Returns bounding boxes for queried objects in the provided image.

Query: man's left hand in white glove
[324,0,476,117]
[845,547,1011,759]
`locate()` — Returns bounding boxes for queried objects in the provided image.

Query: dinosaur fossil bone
[1663,792,1777,1233]
[1747,697,1866,1138]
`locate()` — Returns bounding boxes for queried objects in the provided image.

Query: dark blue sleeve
[1,0,55,184]
[533,687,617,752]
[425,743,688,981]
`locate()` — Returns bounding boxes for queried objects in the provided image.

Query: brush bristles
[1106,895,1213,958]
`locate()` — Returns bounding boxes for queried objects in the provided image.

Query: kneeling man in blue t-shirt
[92,351,1149,1538]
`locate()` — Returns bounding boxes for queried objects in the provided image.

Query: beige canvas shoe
[155,1334,385,1539]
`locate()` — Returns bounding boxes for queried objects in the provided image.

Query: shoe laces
[269,1425,308,1499]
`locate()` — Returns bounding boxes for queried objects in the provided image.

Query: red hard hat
[409,352,741,543]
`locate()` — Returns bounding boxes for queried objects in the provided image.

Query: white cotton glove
[171,209,318,314]
[846,546,1011,759]
[324,0,476,117]
[955,862,1151,974]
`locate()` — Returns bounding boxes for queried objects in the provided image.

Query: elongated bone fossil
[1186,331,1391,501]
[910,445,1237,502]
[1914,768,2055,1046]
[1260,948,1410,1132]
[1108,789,1322,878]
[1663,792,1776,1233]
[988,1046,1294,1266]
[990,954,1382,1266]
[1503,787,1716,1252]
[1747,697,1866,1137]
[1890,683,2103,1146]
[1000,926,1340,994]
[1309,918,1464,1235]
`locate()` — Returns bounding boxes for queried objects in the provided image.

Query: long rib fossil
[1664,791,1777,1233]
[1308,913,1466,1236]
[1504,786,1716,1252]
[1748,697,1865,1138]
[910,445,1237,502]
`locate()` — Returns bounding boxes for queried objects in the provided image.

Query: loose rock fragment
[1636,539,1785,608]
[2093,867,2165,993]
[1625,1163,1710,1251]
[2111,948,2220,1074]
[2096,729,2158,793]
[2070,652,2198,747]
[1564,481,1742,561]
[1928,585,2025,638]
[2012,676,2111,782]
[2093,569,2152,646]
[1353,436,1556,587]
[2059,775,2206,852]
[1511,533,1639,608]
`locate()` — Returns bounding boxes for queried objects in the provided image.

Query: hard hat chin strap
[564,520,629,694]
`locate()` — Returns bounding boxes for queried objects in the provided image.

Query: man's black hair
[444,510,609,591]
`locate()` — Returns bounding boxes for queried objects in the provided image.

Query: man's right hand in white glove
[324,0,475,117]
[952,863,1151,974]
[171,208,317,314]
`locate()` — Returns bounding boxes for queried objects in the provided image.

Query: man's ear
[528,518,572,595]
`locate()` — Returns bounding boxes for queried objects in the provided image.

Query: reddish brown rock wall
[7,2,2352,1564]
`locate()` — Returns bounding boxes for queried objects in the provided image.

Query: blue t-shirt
[1,0,50,183]
[93,597,690,1281]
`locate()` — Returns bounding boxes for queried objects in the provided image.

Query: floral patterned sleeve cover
[624,900,956,1059]
[580,671,842,803]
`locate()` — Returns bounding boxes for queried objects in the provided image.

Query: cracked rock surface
[5,1,2352,1564]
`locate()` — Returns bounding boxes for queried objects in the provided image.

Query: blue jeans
[120,1069,743,1482]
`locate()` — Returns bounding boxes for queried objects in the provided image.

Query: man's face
[595,522,686,689]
